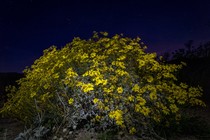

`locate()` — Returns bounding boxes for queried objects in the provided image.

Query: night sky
[0,0,210,73]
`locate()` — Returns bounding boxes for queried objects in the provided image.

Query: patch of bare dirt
[0,117,24,140]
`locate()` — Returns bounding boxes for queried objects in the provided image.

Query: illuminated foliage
[0,32,205,138]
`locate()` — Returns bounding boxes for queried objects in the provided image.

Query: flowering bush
[0,32,205,138]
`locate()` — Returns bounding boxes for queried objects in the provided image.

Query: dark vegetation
[166,40,210,103]
[161,40,210,139]
[0,73,24,140]
[0,73,24,94]
[0,73,24,107]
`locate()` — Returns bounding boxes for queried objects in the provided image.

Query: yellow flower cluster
[169,104,179,113]
[129,127,136,134]
[149,92,157,100]
[95,115,101,121]
[112,61,126,69]
[117,87,123,94]
[132,84,140,92]
[135,105,150,116]
[68,98,74,105]
[93,77,108,86]
[117,55,126,61]
[93,98,99,104]
[66,67,78,78]
[109,110,124,127]
[103,86,115,93]
[128,95,135,102]
[115,69,129,76]
[76,82,94,93]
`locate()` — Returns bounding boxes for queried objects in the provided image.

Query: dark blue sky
[0,0,210,72]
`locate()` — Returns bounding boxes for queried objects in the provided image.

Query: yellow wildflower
[109,109,124,126]
[147,76,153,83]
[104,99,109,103]
[66,67,78,77]
[97,101,104,110]
[95,115,101,121]
[117,55,126,61]
[140,107,150,116]
[128,95,135,102]
[115,69,128,76]
[117,87,123,94]
[136,96,146,106]
[138,60,145,67]
[116,120,124,126]
[126,45,133,50]
[68,98,74,105]
[104,106,109,111]
[153,115,161,122]
[109,75,118,83]
[94,77,103,85]
[169,104,179,113]
[162,105,170,115]
[80,53,88,60]
[149,92,157,100]
[129,127,136,134]
[109,111,115,119]
[132,84,140,92]
[90,52,96,58]
[103,87,113,93]
[180,83,188,89]
[94,77,107,86]
[81,83,94,93]
[76,81,83,87]
[135,104,141,112]
[167,96,175,103]
[53,73,59,79]
[93,98,99,104]
[30,92,36,98]
[109,110,123,120]
[113,61,126,69]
